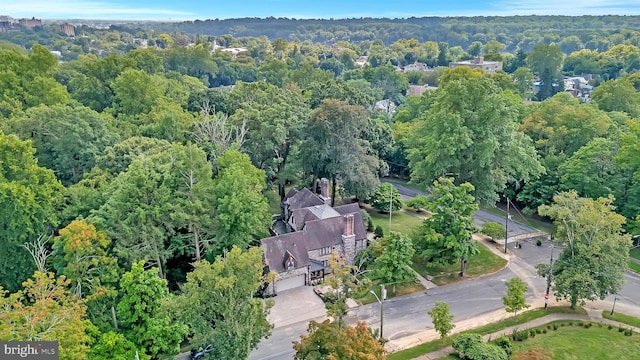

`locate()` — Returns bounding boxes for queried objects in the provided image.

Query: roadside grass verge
[411,242,507,286]
[602,311,640,328]
[628,260,640,273]
[387,306,586,360]
[356,280,425,305]
[630,247,640,261]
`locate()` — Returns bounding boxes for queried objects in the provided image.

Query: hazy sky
[4,0,640,20]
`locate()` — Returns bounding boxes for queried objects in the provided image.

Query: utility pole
[545,239,554,310]
[611,295,619,316]
[504,197,509,254]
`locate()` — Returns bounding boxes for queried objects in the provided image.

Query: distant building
[18,17,42,28]
[400,62,430,72]
[449,56,502,73]
[374,99,397,115]
[60,23,75,37]
[407,84,438,96]
[0,15,14,32]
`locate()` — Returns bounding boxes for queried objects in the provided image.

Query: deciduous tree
[502,277,530,317]
[373,231,416,288]
[369,182,402,213]
[428,301,455,339]
[414,178,479,277]
[539,191,631,309]
[293,320,385,360]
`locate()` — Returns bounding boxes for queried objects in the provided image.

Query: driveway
[267,286,326,329]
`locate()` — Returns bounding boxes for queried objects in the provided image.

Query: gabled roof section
[285,187,324,211]
[284,187,299,201]
[333,203,361,216]
[304,213,367,250]
[261,232,309,273]
[307,204,340,220]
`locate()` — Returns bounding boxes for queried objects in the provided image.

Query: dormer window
[283,251,297,271]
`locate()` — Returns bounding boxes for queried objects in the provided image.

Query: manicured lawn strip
[368,209,424,237]
[630,247,640,261]
[411,242,507,286]
[602,311,640,328]
[265,190,282,215]
[510,322,640,359]
[628,260,640,273]
[480,205,554,234]
[387,307,585,360]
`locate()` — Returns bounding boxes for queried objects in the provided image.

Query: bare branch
[23,234,52,273]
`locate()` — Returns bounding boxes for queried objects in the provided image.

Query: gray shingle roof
[285,188,324,210]
[261,232,310,273]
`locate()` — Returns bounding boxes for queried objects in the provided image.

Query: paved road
[381,178,539,238]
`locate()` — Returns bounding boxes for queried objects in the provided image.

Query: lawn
[510,322,640,359]
[387,307,586,360]
[628,260,640,273]
[631,247,640,261]
[602,311,640,328]
[411,241,508,286]
[368,208,424,237]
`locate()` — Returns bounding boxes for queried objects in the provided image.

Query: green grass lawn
[510,322,640,359]
[628,260,640,273]
[265,189,282,215]
[630,247,640,261]
[411,242,507,286]
[603,311,640,328]
[387,307,586,360]
[368,209,424,237]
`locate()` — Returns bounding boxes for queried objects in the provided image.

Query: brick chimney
[344,214,354,236]
[320,178,331,205]
[342,214,356,265]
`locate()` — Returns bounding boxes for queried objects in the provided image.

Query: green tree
[428,301,455,339]
[369,182,402,213]
[0,131,64,292]
[117,261,187,359]
[526,44,564,100]
[592,78,640,118]
[95,136,171,176]
[170,246,271,360]
[6,104,118,185]
[212,150,271,254]
[293,320,386,360]
[512,67,534,98]
[88,330,146,360]
[480,222,506,242]
[374,231,416,288]
[414,178,479,277]
[300,99,380,202]
[539,192,631,309]
[502,277,530,317]
[325,253,363,325]
[615,118,640,220]
[407,77,543,203]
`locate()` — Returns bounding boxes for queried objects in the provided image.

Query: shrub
[494,336,512,356]
[619,326,625,332]
[535,328,542,334]
[547,325,551,329]
[453,333,484,358]
[374,225,384,239]
[553,324,559,330]
[569,322,573,326]
[577,322,584,327]
[625,329,633,336]
[465,343,508,360]
[511,328,529,342]
[608,324,613,330]
[542,329,547,334]
[529,329,536,338]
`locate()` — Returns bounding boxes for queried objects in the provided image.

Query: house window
[322,260,329,267]
[320,246,331,255]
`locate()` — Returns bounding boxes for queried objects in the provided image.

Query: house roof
[261,232,310,273]
[304,213,367,250]
[307,204,340,219]
[285,187,324,210]
[284,188,298,201]
[333,202,361,215]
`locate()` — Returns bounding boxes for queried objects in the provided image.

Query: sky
[4,0,640,20]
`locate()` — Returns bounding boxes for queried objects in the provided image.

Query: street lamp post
[545,239,554,310]
[370,285,387,340]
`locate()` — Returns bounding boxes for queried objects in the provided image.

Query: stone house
[261,179,368,293]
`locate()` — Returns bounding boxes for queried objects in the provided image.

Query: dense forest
[1,15,640,359]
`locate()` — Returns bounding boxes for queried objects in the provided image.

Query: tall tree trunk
[331,174,337,207]
[460,259,467,277]
[193,223,201,262]
[278,144,291,200]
